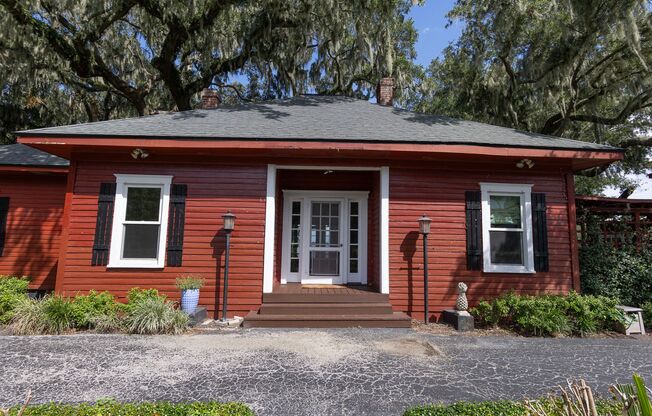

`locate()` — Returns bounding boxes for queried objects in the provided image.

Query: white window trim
[107,174,173,269]
[480,182,535,274]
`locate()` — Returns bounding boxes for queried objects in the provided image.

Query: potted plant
[175,275,204,315]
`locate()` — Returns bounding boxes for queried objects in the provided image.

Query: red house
[12,85,622,326]
[0,144,68,291]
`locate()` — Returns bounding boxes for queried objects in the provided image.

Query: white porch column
[380,166,390,294]
[262,164,277,293]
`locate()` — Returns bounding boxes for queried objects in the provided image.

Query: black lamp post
[418,214,432,324]
[221,211,236,322]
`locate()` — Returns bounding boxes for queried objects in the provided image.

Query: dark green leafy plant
[579,216,652,309]
[0,275,30,323]
[642,302,652,330]
[471,291,626,337]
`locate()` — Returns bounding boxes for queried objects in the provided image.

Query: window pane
[490,231,523,265]
[292,201,301,215]
[490,195,521,228]
[290,259,299,273]
[349,259,358,274]
[126,187,161,221]
[123,224,160,259]
[309,251,339,276]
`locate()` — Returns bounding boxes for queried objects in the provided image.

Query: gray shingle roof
[18,95,618,151]
[0,144,69,167]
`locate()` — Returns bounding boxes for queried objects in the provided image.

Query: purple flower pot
[181,289,200,314]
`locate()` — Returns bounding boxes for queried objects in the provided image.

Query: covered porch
[244,165,410,327]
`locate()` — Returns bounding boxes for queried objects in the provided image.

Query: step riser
[263,295,389,304]
[243,320,412,328]
[259,305,394,315]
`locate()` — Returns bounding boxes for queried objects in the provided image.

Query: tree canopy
[0,0,418,136]
[2,0,651,195]
[406,0,652,194]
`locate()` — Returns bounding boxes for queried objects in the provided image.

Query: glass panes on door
[309,201,340,276]
[489,195,524,265]
[123,187,162,259]
[289,201,301,273]
[349,201,359,273]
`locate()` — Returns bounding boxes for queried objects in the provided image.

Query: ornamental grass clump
[471,291,626,337]
[10,298,48,335]
[40,295,76,334]
[175,276,204,291]
[124,297,188,335]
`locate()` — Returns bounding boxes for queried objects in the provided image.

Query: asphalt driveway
[1,329,650,415]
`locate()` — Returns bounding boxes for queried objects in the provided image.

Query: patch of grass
[8,400,254,415]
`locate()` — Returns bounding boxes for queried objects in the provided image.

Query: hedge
[8,401,254,416]
[403,399,622,416]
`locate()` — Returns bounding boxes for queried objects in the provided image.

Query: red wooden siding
[273,169,379,287]
[0,173,66,290]
[388,168,573,320]
[59,161,266,318]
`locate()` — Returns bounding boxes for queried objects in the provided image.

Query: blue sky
[408,0,463,65]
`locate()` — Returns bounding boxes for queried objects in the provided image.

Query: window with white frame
[108,174,172,268]
[480,183,535,273]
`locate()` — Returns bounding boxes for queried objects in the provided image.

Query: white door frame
[262,165,390,294]
[281,190,368,285]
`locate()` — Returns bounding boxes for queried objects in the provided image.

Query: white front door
[281,191,368,285]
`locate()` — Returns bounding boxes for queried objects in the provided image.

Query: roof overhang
[17,136,623,172]
[0,164,68,174]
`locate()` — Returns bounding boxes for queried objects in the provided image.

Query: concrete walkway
[0,329,650,415]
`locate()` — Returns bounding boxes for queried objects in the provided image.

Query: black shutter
[0,197,9,256]
[91,183,116,266]
[532,193,549,272]
[166,184,187,267]
[465,191,483,270]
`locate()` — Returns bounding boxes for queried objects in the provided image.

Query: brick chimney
[376,77,394,106]
[200,88,221,109]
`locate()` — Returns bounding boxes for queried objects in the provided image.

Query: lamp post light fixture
[221,210,236,322]
[418,214,432,324]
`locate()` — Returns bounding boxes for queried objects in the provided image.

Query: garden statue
[455,282,468,311]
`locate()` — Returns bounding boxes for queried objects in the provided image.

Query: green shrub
[70,290,121,329]
[0,276,30,323]
[579,223,652,309]
[176,275,204,290]
[643,302,652,329]
[470,291,626,337]
[125,288,167,312]
[124,297,188,335]
[9,401,254,415]
[403,399,622,416]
